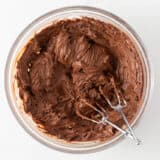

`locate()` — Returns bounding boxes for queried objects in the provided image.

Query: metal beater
[75,77,141,145]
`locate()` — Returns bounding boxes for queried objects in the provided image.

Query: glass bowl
[5,6,152,153]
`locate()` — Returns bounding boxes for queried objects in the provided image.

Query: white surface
[0,0,160,159]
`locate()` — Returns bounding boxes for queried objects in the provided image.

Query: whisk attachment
[75,99,139,142]
[99,77,141,145]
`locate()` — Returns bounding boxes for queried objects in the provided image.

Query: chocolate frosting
[16,17,144,141]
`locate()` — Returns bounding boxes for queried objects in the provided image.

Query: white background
[0,0,160,159]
